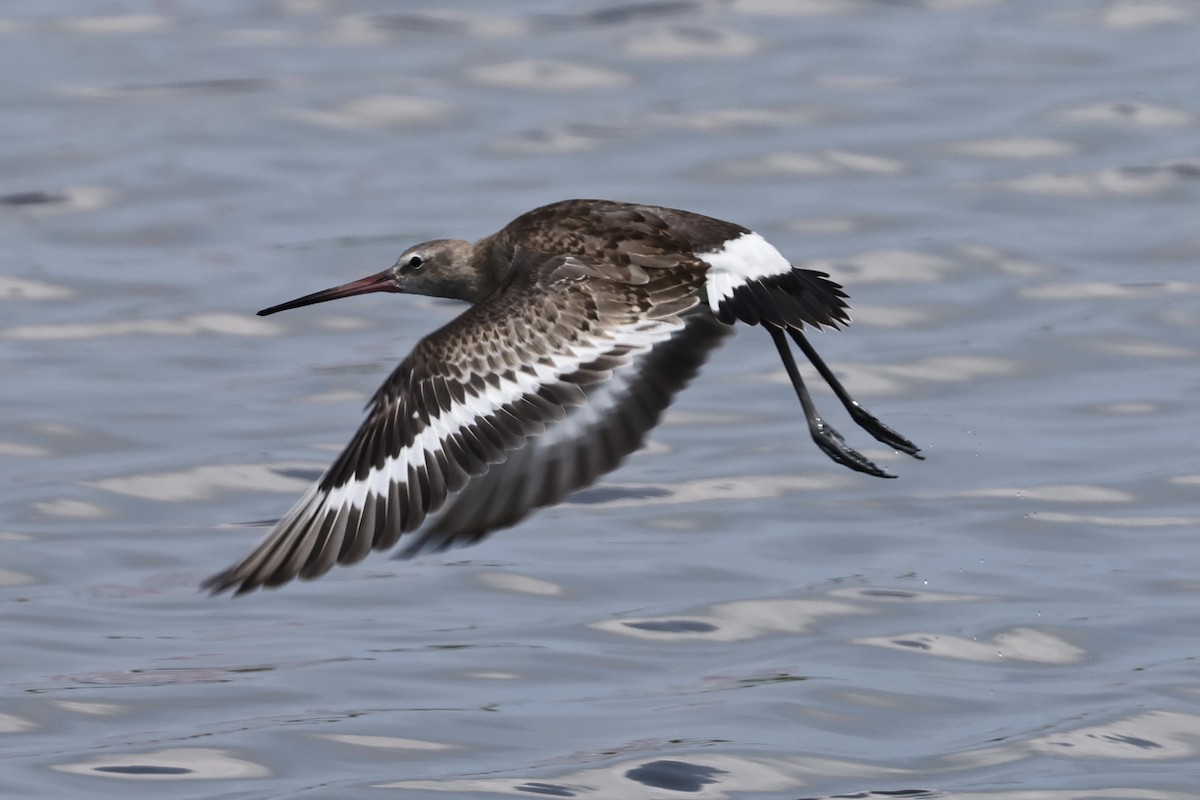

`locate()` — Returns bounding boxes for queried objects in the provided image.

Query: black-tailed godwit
[204,199,921,595]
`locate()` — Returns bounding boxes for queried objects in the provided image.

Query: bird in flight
[204,199,921,595]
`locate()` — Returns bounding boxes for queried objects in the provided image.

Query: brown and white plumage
[203,199,921,595]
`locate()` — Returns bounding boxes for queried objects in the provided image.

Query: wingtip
[199,569,247,598]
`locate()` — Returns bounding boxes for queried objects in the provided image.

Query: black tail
[714,268,851,330]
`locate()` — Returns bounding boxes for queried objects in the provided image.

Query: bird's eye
[407,255,424,270]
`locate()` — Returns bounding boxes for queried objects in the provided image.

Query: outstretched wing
[401,312,731,556]
[203,249,704,595]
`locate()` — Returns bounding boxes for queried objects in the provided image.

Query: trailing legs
[766,323,922,478]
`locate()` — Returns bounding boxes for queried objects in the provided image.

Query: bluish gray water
[3,1,1200,798]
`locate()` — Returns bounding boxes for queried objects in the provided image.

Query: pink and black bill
[257,269,399,316]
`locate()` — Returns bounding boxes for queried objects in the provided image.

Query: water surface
[3,1,1200,798]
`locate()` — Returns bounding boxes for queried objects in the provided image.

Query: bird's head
[257,239,481,317]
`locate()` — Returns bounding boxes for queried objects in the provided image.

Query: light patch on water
[36,422,86,437]
[645,514,707,531]
[583,473,853,511]
[462,671,521,680]
[279,95,455,131]
[63,186,115,212]
[813,73,905,91]
[715,150,907,179]
[319,734,456,751]
[0,531,32,541]
[277,0,327,14]
[0,441,49,457]
[53,747,270,780]
[1087,339,1194,359]
[1030,710,1200,759]
[467,60,631,91]
[53,700,127,716]
[5,185,115,214]
[859,627,1087,664]
[929,484,1134,503]
[381,750,901,796]
[2,313,280,341]
[881,355,1018,382]
[1170,474,1200,485]
[636,438,670,456]
[1021,280,1197,301]
[1032,512,1200,527]
[766,363,901,397]
[981,167,1181,197]
[925,0,1006,8]
[222,27,305,46]
[477,571,565,597]
[60,15,174,34]
[732,0,870,17]
[0,567,36,587]
[850,304,933,328]
[957,243,1050,276]
[785,215,863,235]
[298,389,367,405]
[649,106,824,131]
[661,410,751,426]
[1159,308,1200,328]
[34,498,108,519]
[769,355,1018,397]
[325,14,392,45]
[593,597,863,642]
[491,126,613,155]
[1053,100,1196,128]
[0,712,35,733]
[808,249,958,283]
[624,27,761,59]
[823,151,908,174]
[945,136,1078,159]
[453,12,526,38]
[0,277,74,301]
[313,315,373,331]
[1092,402,1161,415]
[87,462,316,502]
[1062,2,1195,30]
[0,18,34,35]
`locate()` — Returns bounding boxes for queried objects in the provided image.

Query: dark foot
[844,401,924,459]
[808,416,896,478]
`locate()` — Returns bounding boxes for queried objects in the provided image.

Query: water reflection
[858,627,1087,665]
[1030,710,1200,760]
[53,748,270,780]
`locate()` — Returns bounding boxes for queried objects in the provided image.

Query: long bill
[257,268,400,316]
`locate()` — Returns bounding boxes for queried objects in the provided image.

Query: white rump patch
[699,231,792,312]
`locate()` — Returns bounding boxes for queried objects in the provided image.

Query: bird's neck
[465,233,521,302]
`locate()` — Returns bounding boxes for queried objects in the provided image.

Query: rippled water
[4,1,1200,797]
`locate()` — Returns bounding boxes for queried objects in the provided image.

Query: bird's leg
[786,328,923,459]
[766,324,893,478]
